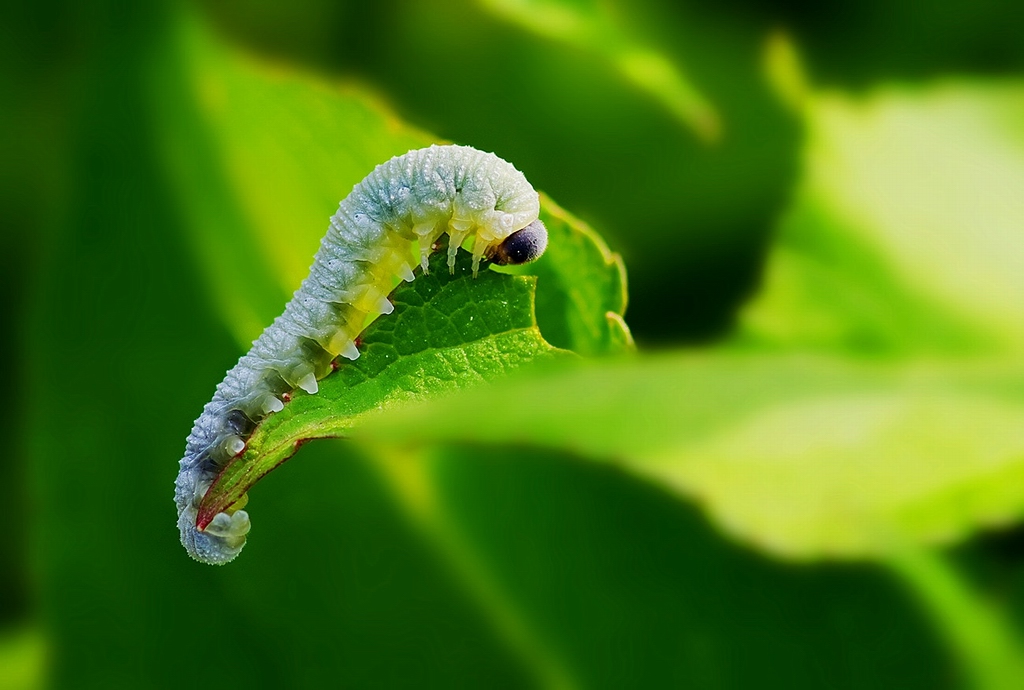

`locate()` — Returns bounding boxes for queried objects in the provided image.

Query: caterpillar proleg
[175,145,548,564]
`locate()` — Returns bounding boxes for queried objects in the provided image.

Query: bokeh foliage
[6,0,1024,688]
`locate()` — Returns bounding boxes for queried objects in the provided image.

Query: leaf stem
[887,546,1024,690]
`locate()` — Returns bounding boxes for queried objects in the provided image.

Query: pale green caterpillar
[175,145,548,564]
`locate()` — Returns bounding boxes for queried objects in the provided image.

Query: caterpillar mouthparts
[175,144,547,564]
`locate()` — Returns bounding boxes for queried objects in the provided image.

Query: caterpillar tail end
[178,502,251,565]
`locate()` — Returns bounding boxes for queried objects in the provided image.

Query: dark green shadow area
[426,443,955,689]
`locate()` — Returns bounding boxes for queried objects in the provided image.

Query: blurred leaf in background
[7,0,1024,688]
[741,78,1024,356]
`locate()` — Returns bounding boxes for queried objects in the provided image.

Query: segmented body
[175,145,545,564]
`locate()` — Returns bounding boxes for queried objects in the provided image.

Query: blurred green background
[5,0,1024,687]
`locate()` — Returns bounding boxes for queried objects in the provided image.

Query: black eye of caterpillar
[490,220,548,265]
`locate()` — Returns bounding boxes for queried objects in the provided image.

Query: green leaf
[739,81,1024,355]
[198,249,568,522]
[506,193,632,357]
[358,351,1024,561]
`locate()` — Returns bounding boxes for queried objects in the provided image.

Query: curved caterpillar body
[175,145,548,564]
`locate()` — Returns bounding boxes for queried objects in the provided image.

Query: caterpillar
[175,144,548,565]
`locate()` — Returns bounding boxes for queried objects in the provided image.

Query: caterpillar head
[487,219,548,266]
